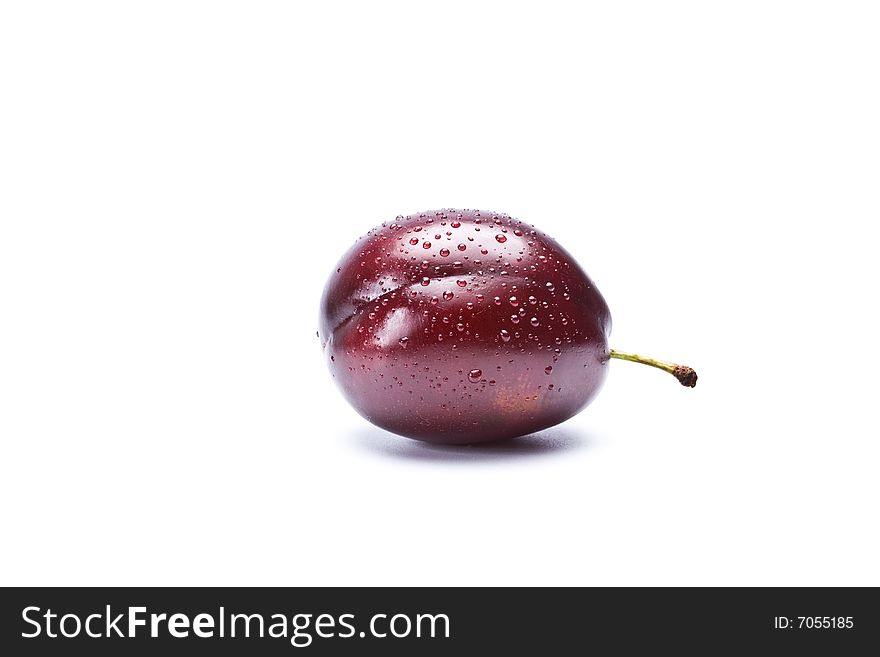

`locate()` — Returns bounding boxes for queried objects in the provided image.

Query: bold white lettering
[167,613,190,638]
[193,613,214,638]
[150,613,167,637]
[128,606,146,637]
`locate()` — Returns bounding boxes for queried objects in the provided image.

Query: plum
[318,209,695,444]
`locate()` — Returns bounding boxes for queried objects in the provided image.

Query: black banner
[1,587,876,654]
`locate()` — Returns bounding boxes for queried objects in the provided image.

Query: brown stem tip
[672,365,698,388]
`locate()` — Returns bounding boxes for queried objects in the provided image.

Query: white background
[2,1,878,586]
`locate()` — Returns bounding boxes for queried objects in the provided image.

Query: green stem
[610,349,698,387]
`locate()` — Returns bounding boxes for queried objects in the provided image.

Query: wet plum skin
[319,209,612,445]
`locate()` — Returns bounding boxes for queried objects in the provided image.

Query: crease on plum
[333,269,534,340]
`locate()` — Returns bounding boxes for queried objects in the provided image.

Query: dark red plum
[318,209,695,444]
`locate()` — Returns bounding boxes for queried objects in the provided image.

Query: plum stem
[609,349,698,387]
